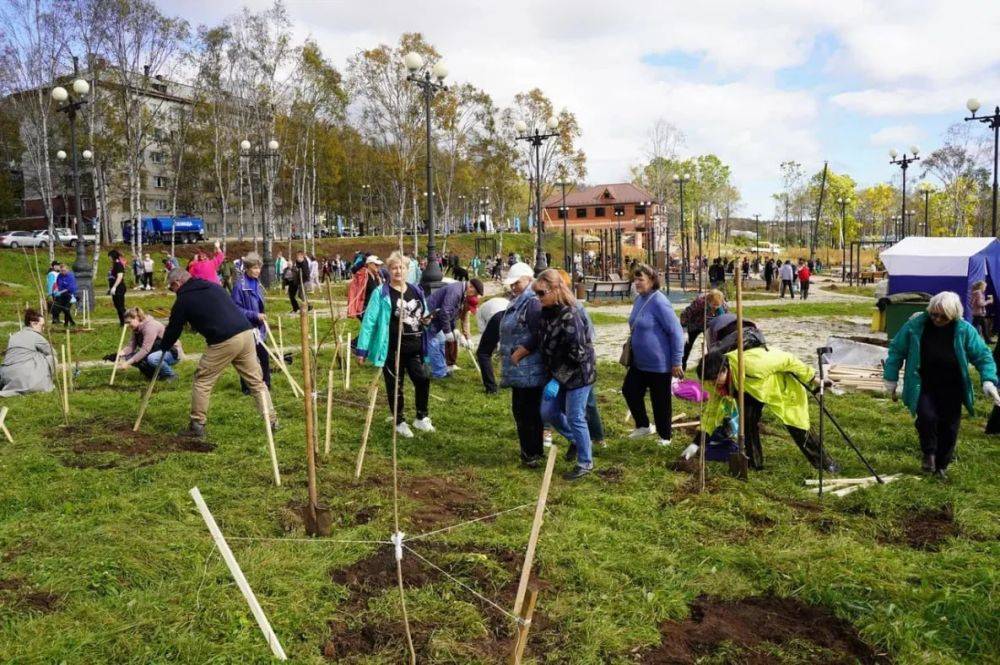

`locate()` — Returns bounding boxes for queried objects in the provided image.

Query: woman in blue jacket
[622,263,685,446]
[356,251,433,438]
[230,253,270,394]
[884,291,999,479]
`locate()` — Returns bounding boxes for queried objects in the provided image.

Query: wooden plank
[512,445,557,617]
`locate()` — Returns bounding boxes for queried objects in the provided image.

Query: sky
[160,0,1000,219]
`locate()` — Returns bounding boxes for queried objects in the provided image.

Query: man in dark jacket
[161,268,276,437]
[427,278,484,375]
[288,250,312,313]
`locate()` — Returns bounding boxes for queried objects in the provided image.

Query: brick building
[541,182,660,247]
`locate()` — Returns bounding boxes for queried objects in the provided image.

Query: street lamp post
[890,146,920,239]
[405,51,448,290]
[614,208,624,275]
[919,182,933,235]
[673,172,691,289]
[964,99,1000,236]
[753,213,760,257]
[836,197,851,281]
[515,116,560,275]
[360,183,371,236]
[50,57,93,313]
[556,178,570,270]
[239,138,281,286]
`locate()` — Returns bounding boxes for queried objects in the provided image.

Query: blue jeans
[541,383,593,468]
[145,348,179,378]
[586,387,605,442]
[428,331,449,378]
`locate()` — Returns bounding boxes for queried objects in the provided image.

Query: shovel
[728,262,750,479]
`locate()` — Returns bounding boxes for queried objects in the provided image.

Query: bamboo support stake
[109,324,129,385]
[465,345,481,375]
[262,342,303,398]
[277,316,284,357]
[65,329,73,391]
[510,588,539,665]
[324,366,335,455]
[0,406,13,443]
[263,414,281,486]
[354,372,380,479]
[300,306,320,523]
[513,444,558,616]
[344,332,352,390]
[189,487,288,660]
[132,358,164,432]
[312,309,319,357]
[60,345,69,415]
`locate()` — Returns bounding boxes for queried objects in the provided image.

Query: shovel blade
[728,452,749,480]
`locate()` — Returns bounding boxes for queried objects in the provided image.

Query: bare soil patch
[52,418,215,469]
[0,576,61,613]
[882,505,960,551]
[643,595,887,664]
[401,473,489,532]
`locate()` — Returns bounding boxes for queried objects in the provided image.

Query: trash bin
[885,301,929,340]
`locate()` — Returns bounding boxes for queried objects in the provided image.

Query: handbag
[620,293,656,367]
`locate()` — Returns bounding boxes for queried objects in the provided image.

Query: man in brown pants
[160,268,276,438]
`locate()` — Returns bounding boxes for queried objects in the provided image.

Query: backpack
[346,269,368,318]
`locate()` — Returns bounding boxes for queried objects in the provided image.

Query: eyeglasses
[533,289,549,297]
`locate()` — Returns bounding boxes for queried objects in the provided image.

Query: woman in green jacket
[884,291,1000,478]
[356,251,434,438]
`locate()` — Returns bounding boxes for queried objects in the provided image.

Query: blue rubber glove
[543,379,560,401]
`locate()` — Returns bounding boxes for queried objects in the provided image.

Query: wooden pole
[324,365,335,455]
[60,345,69,415]
[513,444,557,616]
[300,306,319,520]
[0,406,13,443]
[354,372,380,479]
[109,324,128,385]
[132,357,164,432]
[698,284,708,492]
[344,332,352,390]
[189,487,288,660]
[510,588,539,665]
[65,329,73,391]
[312,309,318,357]
[277,315,284,358]
[263,414,281,486]
[730,265,749,479]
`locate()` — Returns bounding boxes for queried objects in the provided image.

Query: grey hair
[242,252,262,269]
[167,268,190,285]
[928,291,963,322]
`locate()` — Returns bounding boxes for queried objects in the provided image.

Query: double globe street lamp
[515,115,560,275]
[51,63,93,312]
[964,99,1000,236]
[405,51,448,291]
[889,146,919,239]
[239,138,280,286]
[672,172,691,289]
[836,197,851,281]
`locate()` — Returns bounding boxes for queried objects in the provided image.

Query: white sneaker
[543,430,553,448]
[627,426,654,439]
[682,443,699,459]
[447,365,460,372]
[412,417,435,433]
[658,438,672,447]
[395,422,414,438]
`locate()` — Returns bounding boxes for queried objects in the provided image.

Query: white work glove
[444,331,456,343]
[883,380,898,401]
[460,334,472,349]
[984,381,1000,406]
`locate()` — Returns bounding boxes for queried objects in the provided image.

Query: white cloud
[869,124,924,149]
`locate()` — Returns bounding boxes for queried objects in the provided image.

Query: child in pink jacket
[187,241,225,284]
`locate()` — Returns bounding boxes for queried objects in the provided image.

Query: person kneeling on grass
[356,251,435,438]
[159,268,277,438]
[698,347,838,472]
[0,309,54,397]
[105,307,182,381]
[883,291,999,479]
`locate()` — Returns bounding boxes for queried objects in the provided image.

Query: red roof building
[542,182,660,246]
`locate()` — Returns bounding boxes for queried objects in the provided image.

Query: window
[557,208,567,219]
[150,151,166,164]
[595,207,606,217]
[575,208,587,219]
[635,204,646,215]
[204,199,216,212]
[152,176,169,189]
[151,199,169,211]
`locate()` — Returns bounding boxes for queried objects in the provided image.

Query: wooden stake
[277,315,284,357]
[300,307,319,517]
[324,366,334,455]
[312,309,319,357]
[344,332,352,390]
[510,588,539,665]
[110,324,129,385]
[0,406,13,443]
[465,344,481,375]
[60,345,69,416]
[262,329,303,397]
[513,444,557,616]
[132,358,164,432]
[354,372,380,479]
[263,414,281,486]
[189,487,288,661]
[65,329,73,391]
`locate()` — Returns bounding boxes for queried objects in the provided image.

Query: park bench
[586,280,632,301]
[860,270,886,284]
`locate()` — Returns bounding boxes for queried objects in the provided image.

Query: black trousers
[288,282,302,312]
[53,292,75,325]
[915,390,961,470]
[142,272,153,288]
[240,342,271,394]
[743,392,836,470]
[512,385,544,460]
[383,350,430,424]
[681,328,701,369]
[112,288,126,326]
[476,311,503,393]
[780,279,793,297]
[800,281,810,300]
[621,367,672,439]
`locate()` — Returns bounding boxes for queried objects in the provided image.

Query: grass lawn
[1,246,998,663]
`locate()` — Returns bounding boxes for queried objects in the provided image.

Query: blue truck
[121,216,206,244]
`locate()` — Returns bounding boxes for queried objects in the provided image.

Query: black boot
[921,453,936,474]
[794,431,839,473]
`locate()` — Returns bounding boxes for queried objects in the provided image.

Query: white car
[0,230,47,248]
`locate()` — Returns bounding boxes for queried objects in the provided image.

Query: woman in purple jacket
[622,263,685,446]
[231,253,270,393]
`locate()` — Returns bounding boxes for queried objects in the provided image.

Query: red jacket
[797,266,811,282]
